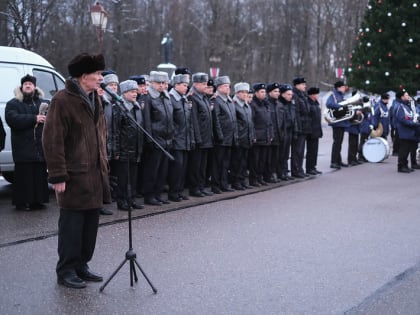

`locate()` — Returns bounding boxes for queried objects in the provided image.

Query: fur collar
[13,86,45,102]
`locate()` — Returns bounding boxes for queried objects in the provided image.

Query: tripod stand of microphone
[99,83,174,293]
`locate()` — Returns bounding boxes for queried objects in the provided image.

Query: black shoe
[212,187,222,194]
[179,193,189,200]
[279,175,288,181]
[190,190,205,197]
[117,202,130,211]
[232,184,245,191]
[306,170,318,175]
[201,189,214,196]
[259,180,268,186]
[29,203,47,210]
[145,198,162,206]
[15,204,30,211]
[349,161,359,166]
[57,273,86,289]
[241,183,252,189]
[168,194,182,202]
[155,196,170,204]
[314,169,323,174]
[221,187,235,192]
[398,167,411,173]
[292,173,305,179]
[249,181,261,187]
[330,163,341,169]
[131,203,144,209]
[100,208,113,215]
[76,268,103,282]
[412,164,420,169]
[340,163,348,167]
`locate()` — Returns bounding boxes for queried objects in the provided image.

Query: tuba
[324,92,371,124]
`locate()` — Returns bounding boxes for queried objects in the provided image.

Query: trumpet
[324,92,371,124]
[409,97,419,123]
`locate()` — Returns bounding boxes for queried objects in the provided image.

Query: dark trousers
[13,162,49,206]
[358,133,369,160]
[331,127,345,164]
[398,139,416,169]
[56,208,100,277]
[279,130,293,176]
[114,160,138,205]
[265,144,279,180]
[410,141,419,166]
[168,150,188,195]
[142,147,168,199]
[391,128,400,154]
[188,148,209,191]
[291,134,306,175]
[347,133,359,163]
[249,145,269,183]
[231,147,248,185]
[211,145,231,189]
[306,137,319,171]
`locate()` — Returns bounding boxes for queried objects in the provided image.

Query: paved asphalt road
[2,127,420,314]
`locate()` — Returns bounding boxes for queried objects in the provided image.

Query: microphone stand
[99,87,159,294]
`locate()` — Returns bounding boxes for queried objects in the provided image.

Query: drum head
[362,137,390,163]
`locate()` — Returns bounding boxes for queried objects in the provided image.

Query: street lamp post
[90,1,108,53]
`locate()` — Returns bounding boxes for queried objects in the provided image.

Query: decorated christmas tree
[347,0,420,94]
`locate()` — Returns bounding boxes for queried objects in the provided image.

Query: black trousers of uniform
[279,130,293,177]
[142,147,169,199]
[249,145,269,183]
[13,161,49,207]
[56,208,100,277]
[291,134,306,175]
[114,160,138,205]
[391,128,400,155]
[305,136,319,172]
[358,133,369,160]
[188,148,209,192]
[168,150,188,195]
[347,133,359,163]
[265,144,279,180]
[211,145,231,189]
[410,140,419,166]
[231,147,248,185]
[331,127,345,164]
[398,139,416,169]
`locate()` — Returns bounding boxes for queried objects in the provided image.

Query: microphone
[100,82,123,103]
[39,102,49,116]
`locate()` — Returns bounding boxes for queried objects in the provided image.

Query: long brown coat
[42,79,111,210]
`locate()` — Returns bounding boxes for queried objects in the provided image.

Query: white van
[0,46,65,182]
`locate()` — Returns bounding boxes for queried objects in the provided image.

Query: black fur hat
[68,53,105,77]
[21,74,36,86]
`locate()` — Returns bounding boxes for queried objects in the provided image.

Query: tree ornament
[367,42,371,47]
[367,60,371,65]
[358,65,362,70]
[413,3,418,7]
[377,0,382,4]
[365,80,370,85]
[388,52,392,57]
[365,27,370,32]
[409,38,414,43]
[402,22,407,27]
[385,72,390,76]
[368,5,372,9]
[387,12,392,16]
[416,64,419,69]
[378,28,382,32]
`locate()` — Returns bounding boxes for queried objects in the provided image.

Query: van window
[33,69,65,100]
[0,65,21,102]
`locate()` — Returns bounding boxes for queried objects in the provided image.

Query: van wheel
[2,172,14,183]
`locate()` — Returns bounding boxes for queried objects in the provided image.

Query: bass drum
[362,137,390,163]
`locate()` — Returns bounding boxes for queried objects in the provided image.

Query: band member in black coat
[305,87,323,175]
[249,83,273,186]
[211,76,238,193]
[168,74,195,201]
[231,82,254,190]
[142,71,174,205]
[187,73,214,197]
[278,84,298,181]
[291,77,312,178]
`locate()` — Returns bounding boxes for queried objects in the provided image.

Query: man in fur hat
[42,53,111,289]
[5,74,49,211]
